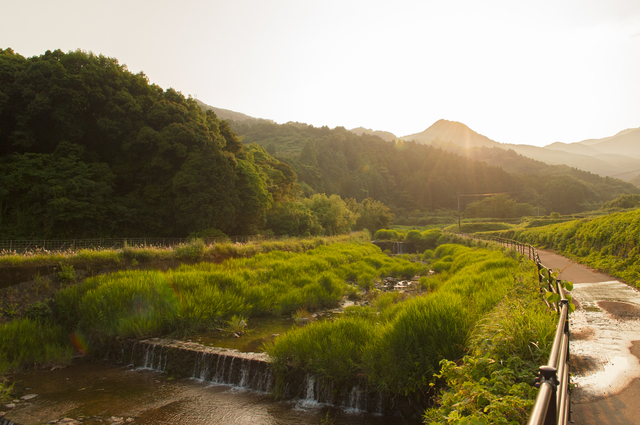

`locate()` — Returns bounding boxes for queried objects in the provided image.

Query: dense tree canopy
[0,48,296,238]
[230,121,638,217]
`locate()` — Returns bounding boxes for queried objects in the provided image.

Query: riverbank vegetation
[0,236,558,424]
[265,244,556,423]
[492,207,640,288]
[0,238,429,373]
[0,233,363,267]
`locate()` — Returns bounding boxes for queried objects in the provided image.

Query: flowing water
[4,358,420,425]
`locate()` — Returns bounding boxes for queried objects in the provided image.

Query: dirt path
[537,250,640,425]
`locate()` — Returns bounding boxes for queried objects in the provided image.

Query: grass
[0,318,72,374]
[0,232,558,424]
[0,232,367,267]
[489,208,640,288]
[38,241,428,353]
[265,243,553,406]
[423,265,557,425]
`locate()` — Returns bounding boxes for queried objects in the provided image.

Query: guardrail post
[539,366,559,425]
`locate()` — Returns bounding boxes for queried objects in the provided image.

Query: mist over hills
[397,120,640,184]
[200,101,640,185]
[197,98,640,187]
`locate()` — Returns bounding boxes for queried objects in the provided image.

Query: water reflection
[6,359,420,425]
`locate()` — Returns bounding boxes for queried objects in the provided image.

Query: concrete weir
[103,338,424,418]
[105,338,274,392]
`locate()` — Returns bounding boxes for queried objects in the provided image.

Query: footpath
[536,250,640,425]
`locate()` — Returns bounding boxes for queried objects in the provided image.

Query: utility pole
[458,193,461,230]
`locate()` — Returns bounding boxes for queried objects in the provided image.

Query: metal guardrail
[0,235,282,254]
[482,236,571,425]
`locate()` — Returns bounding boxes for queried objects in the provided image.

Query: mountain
[349,127,397,142]
[195,99,273,124]
[577,127,640,157]
[400,120,640,184]
[400,119,501,149]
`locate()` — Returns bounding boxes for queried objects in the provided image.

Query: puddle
[597,301,640,321]
[571,327,595,341]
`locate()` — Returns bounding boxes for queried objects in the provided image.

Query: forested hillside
[229,120,638,217]
[0,49,297,238]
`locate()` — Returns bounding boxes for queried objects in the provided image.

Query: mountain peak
[400,119,500,149]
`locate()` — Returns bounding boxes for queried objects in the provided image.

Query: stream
[4,358,418,425]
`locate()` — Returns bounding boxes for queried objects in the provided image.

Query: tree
[353,197,395,233]
[305,194,357,236]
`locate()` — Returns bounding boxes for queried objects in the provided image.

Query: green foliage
[424,268,556,425]
[446,222,513,234]
[0,380,15,402]
[495,209,640,288]
[0,48,296,238]
[464,195,535,219]
[24,300,53,320]
[231,119,637,217]
[352,197,395,233]
[601,194,640,210]
[267,244,538,403]
[48,242,427,347]
[373,229,403,241]
[174,238,206,261]
[227,314,248,334]
[0,318,72,374]
[267,316,377,385]
[57,263,76,281]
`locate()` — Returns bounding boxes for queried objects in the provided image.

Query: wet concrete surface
[537,250,640,425]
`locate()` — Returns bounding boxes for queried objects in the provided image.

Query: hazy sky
[2,0,639,146]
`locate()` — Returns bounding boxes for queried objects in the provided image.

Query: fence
[483,236,571,425]
[0,235,281,254]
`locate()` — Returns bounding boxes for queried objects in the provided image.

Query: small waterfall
[391,242,405,255]
[107,338,416,416]
[305,375,316,400]
[119,339,273,392]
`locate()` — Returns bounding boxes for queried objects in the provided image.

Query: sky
[2,0,640,147]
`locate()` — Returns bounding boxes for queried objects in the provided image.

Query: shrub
[57,263,76,281]
[174,238,206,261]
[373,229,402,241]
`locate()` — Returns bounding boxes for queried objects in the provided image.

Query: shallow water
[187,316,294,353]
[5,359,419,425]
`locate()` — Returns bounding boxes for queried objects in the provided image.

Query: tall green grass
[0,232,369,267]
[0,318,72,374]
[266,244,542,402]
[424,263,556,424]
[48,241,428,351]
[493,209,640,287]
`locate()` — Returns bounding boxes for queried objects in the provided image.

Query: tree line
[230,120,638,218]
[0,49,392,239]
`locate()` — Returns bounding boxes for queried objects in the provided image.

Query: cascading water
[117,339,274,393]
[103,338,418,417]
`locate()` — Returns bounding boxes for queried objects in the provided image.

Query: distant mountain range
[394,120,640,184]
[197,100,640,185]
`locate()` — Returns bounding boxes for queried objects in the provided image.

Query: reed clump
[266,244,554,409]
[41,241,428,352]
[0,318,72,374]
